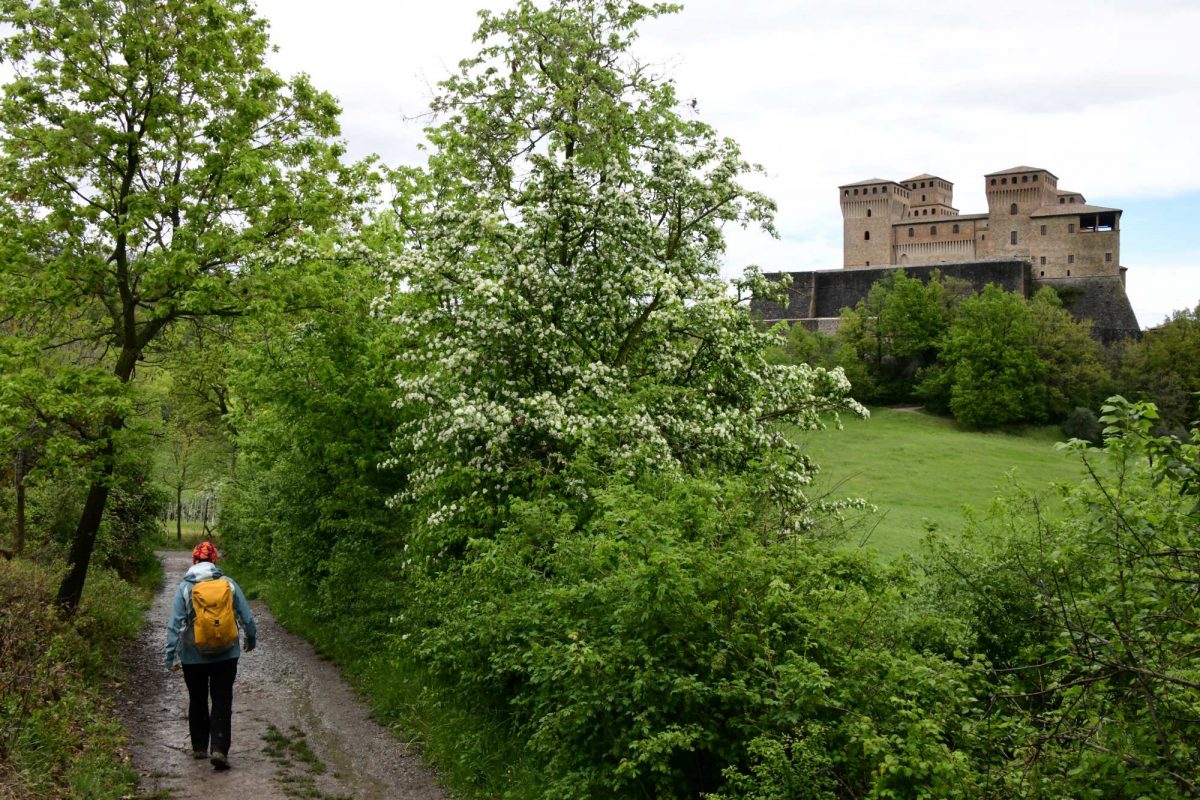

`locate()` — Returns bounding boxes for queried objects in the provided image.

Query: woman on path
[164,541,257,771]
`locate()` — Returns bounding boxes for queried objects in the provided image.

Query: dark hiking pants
[182,658,238,755]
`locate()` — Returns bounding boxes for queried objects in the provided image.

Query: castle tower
[900,174,957,220]
[839,179,909,268]
[984,166,1057,259]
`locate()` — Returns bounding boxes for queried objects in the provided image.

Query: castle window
[953,224,960,234]
[1010,203,1018,215]
[1070,197,1076,203]
[1001,177,1008,184]
[872,187,877,193]
[922,195,926,201]
[1068,223,1075,233]
[853,189,858,195]
[1040,271,1044,276]
[864,231,870,240]
[866,261,870,266]
[867,209,872,217]
[908,227,914,237]
[1068,254,1075,264]
[930,226,937,235]
[1040,256,1046,265]
[990,178,996,186]
[1032,175,1038,182]
[844,191,848,197]
[1022,175,1029,183]
[1106,252,1113,262]
[921,181,926,187]
[1060,197,1066,204]
[1040,225,1047,235]
[1010,231,1018,245]
[882,186,887,193]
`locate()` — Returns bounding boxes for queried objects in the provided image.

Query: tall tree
[0,0,362,613]
[387,0,863,549]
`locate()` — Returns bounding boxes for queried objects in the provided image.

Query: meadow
[792,407,1087,558]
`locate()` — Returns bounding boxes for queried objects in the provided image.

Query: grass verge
[792,407,1087,558]
[0,558,150,799]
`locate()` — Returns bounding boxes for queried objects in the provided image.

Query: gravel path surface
[116,550,446,800]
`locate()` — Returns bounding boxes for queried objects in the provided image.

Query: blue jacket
[164,561,257,670]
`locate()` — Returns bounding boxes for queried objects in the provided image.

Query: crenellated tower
[839,179,909,268]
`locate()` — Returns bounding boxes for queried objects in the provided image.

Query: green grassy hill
[790,408,1087,559]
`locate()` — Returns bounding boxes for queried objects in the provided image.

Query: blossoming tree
[386,0,864,543]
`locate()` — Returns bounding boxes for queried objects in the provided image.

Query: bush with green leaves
[923,396,1200,798]
[1117,303,1200,434]
[406,472,994,799]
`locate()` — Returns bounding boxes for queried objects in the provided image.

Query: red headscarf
[192,541,219,564]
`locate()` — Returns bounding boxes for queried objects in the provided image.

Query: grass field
[790,408,1088,559]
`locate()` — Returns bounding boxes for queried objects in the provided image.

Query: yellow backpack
[191,577,238,654]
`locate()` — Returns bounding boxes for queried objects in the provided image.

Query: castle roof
[1030,203,1121,218]
[838,178,898,188]
[986,165,1058,179]
[901,173,951,184]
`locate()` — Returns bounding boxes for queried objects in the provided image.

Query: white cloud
[252,0,1200,326]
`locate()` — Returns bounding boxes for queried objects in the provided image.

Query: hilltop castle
[841,167,1121,279]
[755,166,1139,342]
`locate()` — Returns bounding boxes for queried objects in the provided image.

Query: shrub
[0,559,144,798]
[1060,406,1102,443]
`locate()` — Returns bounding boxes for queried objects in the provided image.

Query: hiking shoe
[210,751,230,771]
[191,749,208,759]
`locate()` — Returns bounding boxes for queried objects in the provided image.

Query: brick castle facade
[755,166,1139,342]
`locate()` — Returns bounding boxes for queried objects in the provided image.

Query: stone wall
[753,260,1140,342]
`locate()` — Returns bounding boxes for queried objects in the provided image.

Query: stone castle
[754,166,1140,342]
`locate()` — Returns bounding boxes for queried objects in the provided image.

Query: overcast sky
[256,0,1200,327]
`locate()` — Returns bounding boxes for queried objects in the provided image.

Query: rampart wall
[753,261,1140,345]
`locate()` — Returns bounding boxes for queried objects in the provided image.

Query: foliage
[924,396,1200,798]
[1028,287,1112,420]
[406,472,993,799]
[385,0,863,557]
[1060,406,1102,444]
[837,270,968,405]
[0,558,145,798]
[0,0,368,611]
[919,284,1046,428]
[219,244,409,630]
[1117,303,1200,433]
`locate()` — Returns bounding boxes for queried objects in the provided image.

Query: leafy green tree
[838,270,966,404]
[922,284,1046,427]
[1029,287,1112,420]
[1118,303,1200,433]
[0,0,363,612]
[386,0,863,549]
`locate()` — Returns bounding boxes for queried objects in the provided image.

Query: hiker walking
[164,541,257,771]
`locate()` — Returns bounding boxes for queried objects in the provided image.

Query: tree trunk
[55,346,138,616]
[54,436,116,615]
[14,450,26,554]
[176,486,183,542]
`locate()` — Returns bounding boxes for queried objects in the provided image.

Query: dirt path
[117,550,446,800]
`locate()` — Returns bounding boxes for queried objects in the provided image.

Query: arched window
[1010,203,1018,215]
[864,231,870,240]
[908,227,914,237]
[1010,231,1018,245]
[866,208,872,217]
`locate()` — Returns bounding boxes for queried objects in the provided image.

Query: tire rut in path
[117,550,446,800]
